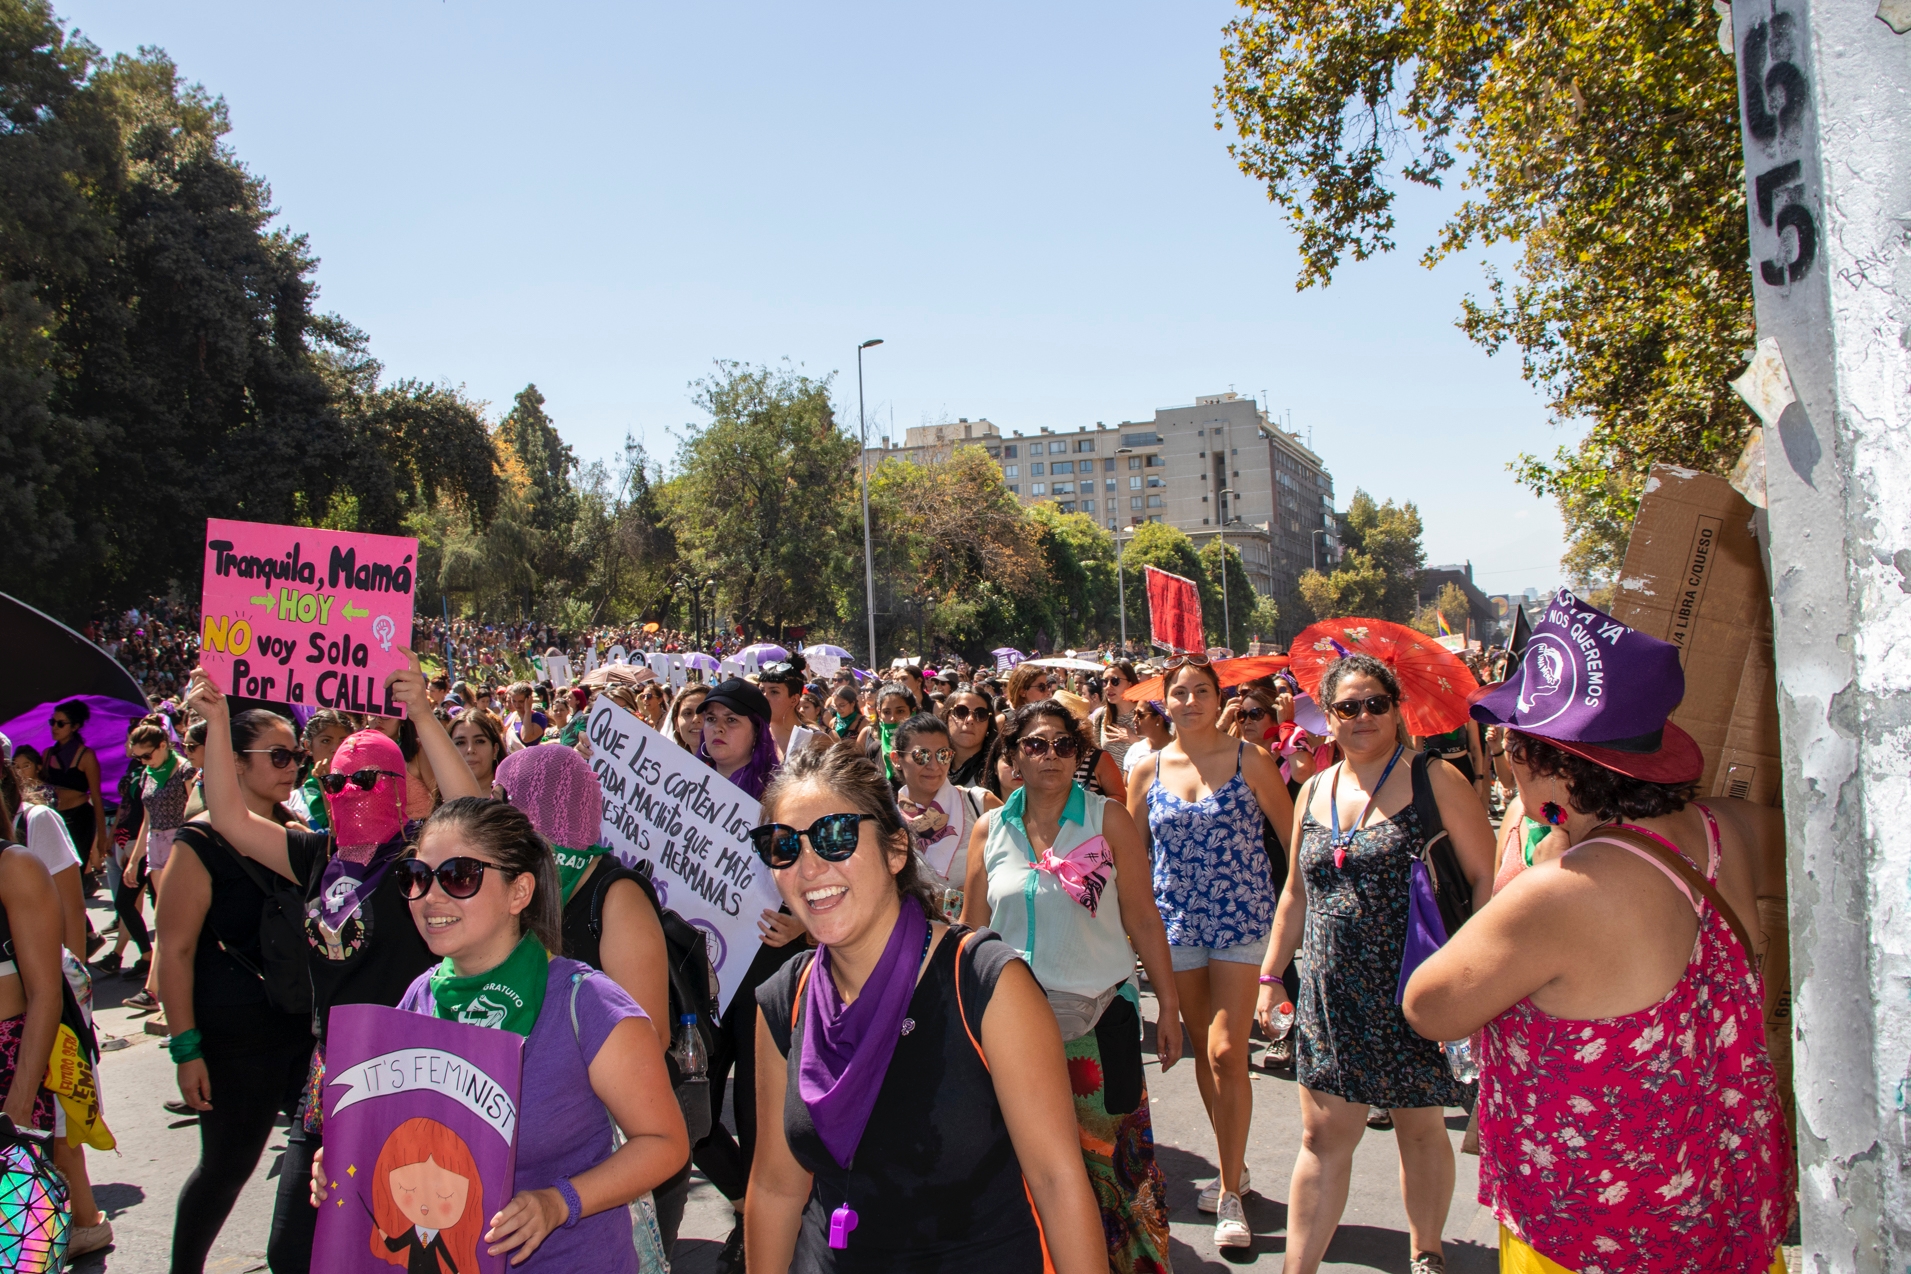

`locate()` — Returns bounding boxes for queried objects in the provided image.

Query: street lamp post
[857,338,884,671]
[1115,447,1134,654]
[1217,487,1237,652]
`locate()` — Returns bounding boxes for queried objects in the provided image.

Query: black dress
[758,927,1046,1273]
[1295,806,1471,1109]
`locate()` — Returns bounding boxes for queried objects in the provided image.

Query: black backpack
[581,861,719,1144]
[1409,752,1476,938]
[173,824,313,1017]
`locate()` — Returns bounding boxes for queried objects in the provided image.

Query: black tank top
[758,926,1045,1273]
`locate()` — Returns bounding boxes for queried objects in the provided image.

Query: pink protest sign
[199,519,419,716]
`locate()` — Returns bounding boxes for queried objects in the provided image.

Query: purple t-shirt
[400,955,648,1272]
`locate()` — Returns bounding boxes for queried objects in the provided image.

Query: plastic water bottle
[671,1014,708,1085]
[1268,1000,1295,1037]
[1444,1035,1479,1085]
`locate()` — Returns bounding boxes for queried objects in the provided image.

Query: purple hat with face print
[1470,587,1702,783]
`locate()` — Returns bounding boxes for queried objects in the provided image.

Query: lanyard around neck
[1328,744,1405,867]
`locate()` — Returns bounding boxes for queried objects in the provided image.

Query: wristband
[554,1178,583,1229]
[1257,975,1281,985]
[165,1027,204,1063]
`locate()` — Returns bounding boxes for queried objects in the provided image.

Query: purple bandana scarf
[313,831,408,949]
[799,901,928,1170]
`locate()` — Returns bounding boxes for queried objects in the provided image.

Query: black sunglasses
[1239,706,1270,723]
[396,855,497,900]
[50,718,71,729]
[944,703,987,721]
[316,768,405,794]
[1016,734,1080,759]
[748,812,875,870]
[241,746,309,770]
[131,748,158,766]
[1329,695,1397,721]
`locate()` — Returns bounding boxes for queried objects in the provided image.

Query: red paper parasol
[1122,654,1291,704]
[1286,618,1478,736]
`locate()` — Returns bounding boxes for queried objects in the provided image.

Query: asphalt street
[78,878,1493,1274]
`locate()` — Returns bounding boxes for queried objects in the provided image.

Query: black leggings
[170,1012,315,1274]
[693,939,806,1200]
[113,861,152,955]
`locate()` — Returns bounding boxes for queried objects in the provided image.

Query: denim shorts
[1169,933,1271,972]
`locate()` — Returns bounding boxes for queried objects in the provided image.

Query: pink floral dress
[1476,806,1793,1273]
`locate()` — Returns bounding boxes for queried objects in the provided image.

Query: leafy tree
[1199,538,1258,650]
[1295,490,1423,621]
[0,3,498,617]
[1022,504,1117,652]
[669,361,858,640]
[570,437,677,628]
[1412,581,1472,636]
[1218,0,1753,586]
[1246,594,1283,645]
[867,447,1046,658]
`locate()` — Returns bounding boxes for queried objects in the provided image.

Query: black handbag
[1410,752,1475,938]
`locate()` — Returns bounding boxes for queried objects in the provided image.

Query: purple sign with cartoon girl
[313,1005,525,1274]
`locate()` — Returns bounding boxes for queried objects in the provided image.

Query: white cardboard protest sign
[585,699,782,1015]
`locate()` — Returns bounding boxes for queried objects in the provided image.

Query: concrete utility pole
[1727,1,1911,1265]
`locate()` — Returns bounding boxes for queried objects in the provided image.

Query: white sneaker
[1214,1191,1252,1249]
[1197,1166,1250,1213]
[68,1219,113,1257]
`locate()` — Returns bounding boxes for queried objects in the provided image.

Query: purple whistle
[828,1203,859,1249]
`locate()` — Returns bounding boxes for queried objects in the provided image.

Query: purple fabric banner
[313,1004,524,1274]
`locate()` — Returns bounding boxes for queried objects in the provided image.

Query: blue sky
[60,0,1573,597]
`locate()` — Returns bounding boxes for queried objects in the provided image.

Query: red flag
[1144,565,1204,654]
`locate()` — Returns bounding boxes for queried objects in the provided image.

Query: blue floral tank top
[1145,744,1276,948]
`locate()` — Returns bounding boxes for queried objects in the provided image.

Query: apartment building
[863,392,1339,642]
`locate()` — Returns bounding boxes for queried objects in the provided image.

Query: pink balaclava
[325,730,409,862]
[495,744,602,850]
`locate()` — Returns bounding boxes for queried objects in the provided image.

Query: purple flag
[314,1005,525,1274]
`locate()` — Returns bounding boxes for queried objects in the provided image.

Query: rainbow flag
[1436,610,1454,637]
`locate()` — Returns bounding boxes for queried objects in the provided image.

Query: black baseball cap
[702,678,771,724]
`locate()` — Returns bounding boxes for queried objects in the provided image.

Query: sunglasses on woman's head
[317,768,404,794]
[1164,652,1212,671]
[1015,734,1080,759]
[396,855,496,900]
[241,746,308,770]
[1329,695,1396,721]
[748,812,876,869]
[902,747,954,766]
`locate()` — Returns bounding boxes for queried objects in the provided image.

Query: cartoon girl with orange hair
[369,1118,482,1274]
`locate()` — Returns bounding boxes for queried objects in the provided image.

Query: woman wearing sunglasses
[189,653,484,1233]
[42,700,109,873]
[747,746,1104,1273]
[939,685,997,788]
[1127,654,1295,1249]
[1089,662,1142,769]
[158,708,318,1273]
[957,702,1180,1273]
[312,797,688,1270]
[123,717,199,1014]
[1259,653,1494,1274]
[890,714,999,922]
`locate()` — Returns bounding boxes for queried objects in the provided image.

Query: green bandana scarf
[428,933,550,1036]
[555,844,611,904]
[144,751,180,790]
[877,720,899,781]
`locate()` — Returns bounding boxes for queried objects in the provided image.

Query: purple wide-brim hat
[1471,587,1703,784]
